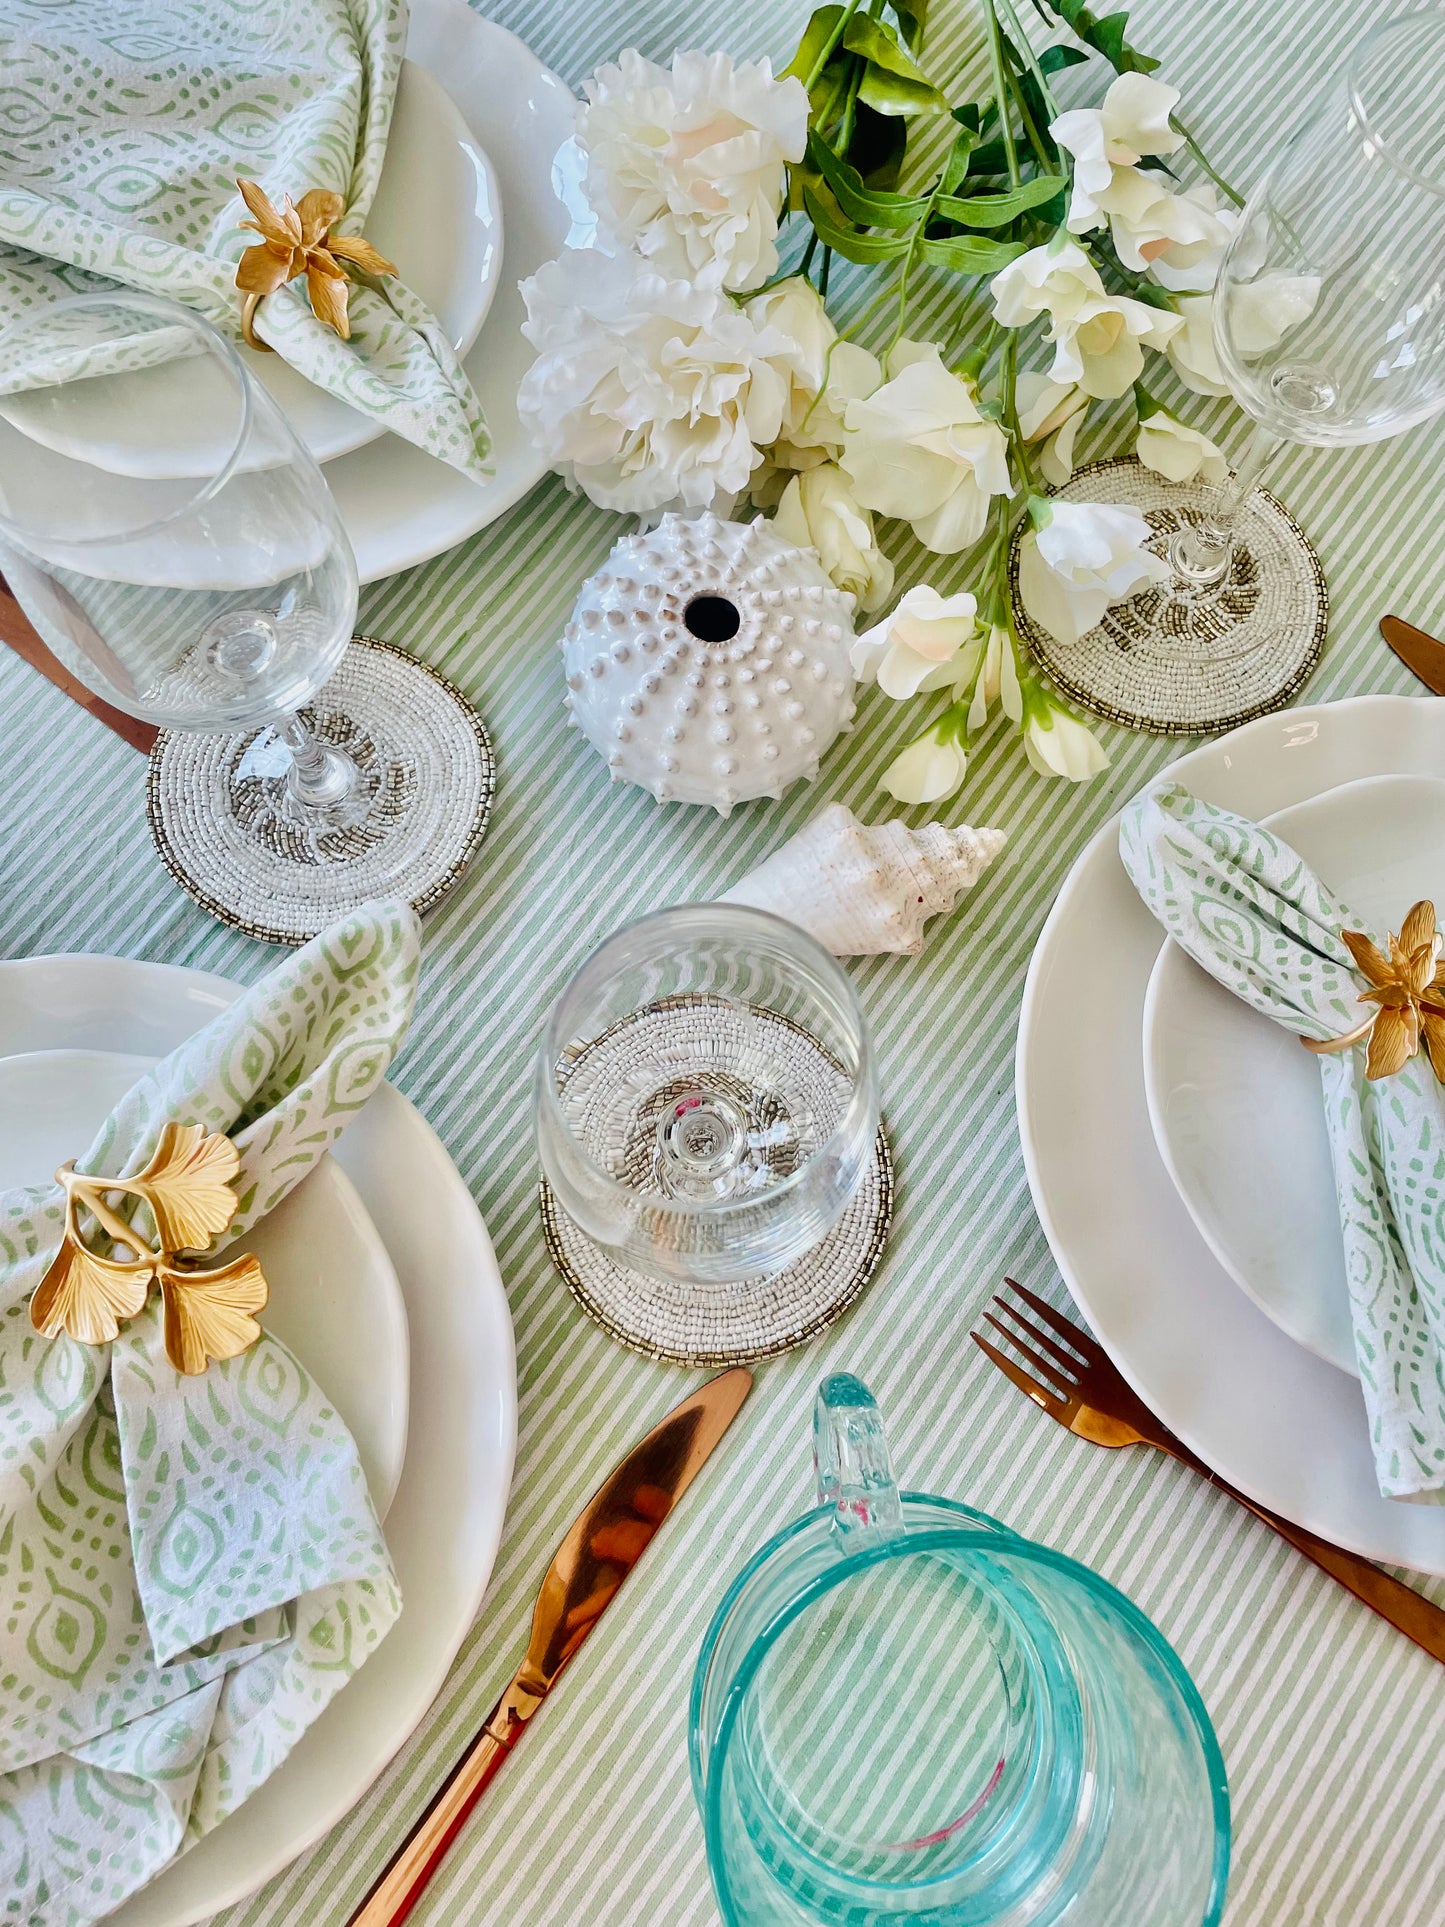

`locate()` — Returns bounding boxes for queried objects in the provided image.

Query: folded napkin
[0,0,490,477]
[1121,783,1445,1503]
[0,901,420,1925]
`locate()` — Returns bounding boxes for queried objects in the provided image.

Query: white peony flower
[991,241,1181,399]
[1164,292,1229,395]
[747,278,881,501]
[518,248,788,512]
[1136,407,1228,484]
[576,49,808,292]
[882,725,968,805]
[774,465,894,614]
[1016,371,1090,486]
[1051,74,1183,234]
[1023,703,1111,780]
[964,623,1024,732]
[851,586,979,698]
[1017,497,1171,646]
[842,341,1013,554]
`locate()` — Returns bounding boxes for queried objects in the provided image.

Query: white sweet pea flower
[1229,273,1322,357]
[577,49,808,292]
[1146,183,1239,292]
[851,586,980,698]
[964,623,1024,732]
[518,249,788,512]
[1051,74,1183,233]
[991,241,1181,399]
[1016,372,1090,486]
[746,278,882,501]
[1023,703,1111,780]
[774,465,894,614]
[842,341,1013,554]
[882,724,968,805]
[1164,293,1229,395]
[1095,169,1235,277]
[1018,497,1170,646]
[1136,406,1229,484]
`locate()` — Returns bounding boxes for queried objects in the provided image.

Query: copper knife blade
[1380,613,1445,696]
[0,572,158,752]
[347,1366,753,1927]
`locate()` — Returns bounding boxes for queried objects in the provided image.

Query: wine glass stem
[1170,423,1284,588]
[279,713,360,813]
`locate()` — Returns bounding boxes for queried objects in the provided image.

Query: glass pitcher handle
[813,1373,904,1545]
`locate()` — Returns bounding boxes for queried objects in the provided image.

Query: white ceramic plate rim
[1016,695,1445,1575]
[0,954,516,1926]
[329,0,573,582]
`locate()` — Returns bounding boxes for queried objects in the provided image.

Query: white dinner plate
[0,1046,409,1513]
[330,0,575,583]
[1144,773,1445,1377]
[0,954,516,1927]
[1017,695,1445,1575]
[0,62,502,478]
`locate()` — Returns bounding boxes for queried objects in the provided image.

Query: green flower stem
[1171,115,1246,208]
[999,330,1039,496]
[983,0,1022,188]
[804,0,866,91]
[993,0,1060,121]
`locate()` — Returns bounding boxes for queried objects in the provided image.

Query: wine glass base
[1010,457,1328,736]
[540,995,893,1364]
[147,635,495,944]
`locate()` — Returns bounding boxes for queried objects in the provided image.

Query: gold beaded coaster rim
[147,633,495,945]
[1009,456,1329,738]
[540,1126,894,1367]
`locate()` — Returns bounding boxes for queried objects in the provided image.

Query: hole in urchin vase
[684,594,741,642]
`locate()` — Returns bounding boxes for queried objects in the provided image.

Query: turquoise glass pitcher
[690,1375,1230,1926]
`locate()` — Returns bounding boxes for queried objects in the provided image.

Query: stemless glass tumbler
[692,1376,1231,1927]
[534,905,879,1286]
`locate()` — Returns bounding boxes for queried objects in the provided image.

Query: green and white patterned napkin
[1121,782,1445,1504]
[0,901,420,1926]
[0,0,491,477]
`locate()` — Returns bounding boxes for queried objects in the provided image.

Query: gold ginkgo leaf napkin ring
[1301,899,1445,1082]
[29,1122,269,1375]
[234,178,397,349]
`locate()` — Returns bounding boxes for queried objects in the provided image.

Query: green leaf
[783,5,847,89]
[802,184,915,262]
[941,125,979,195]
[888,0,928,52]
[1038,43,1089,74]
[918,233,1028,274]
[847,100,909,188]
[935,174,1066,227]
[842,15,949,115]
[965,137,1013,176]
[807,130,929,227]
[1046,0,1160,74]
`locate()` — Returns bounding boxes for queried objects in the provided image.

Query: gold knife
[346,1366,753,1927]
[1380,613,1445,695]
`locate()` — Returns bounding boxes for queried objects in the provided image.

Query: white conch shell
[720,803,1005,956]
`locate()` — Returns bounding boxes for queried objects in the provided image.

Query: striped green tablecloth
[4,0,1445,1921]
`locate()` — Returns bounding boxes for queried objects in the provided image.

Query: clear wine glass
[1170,9,1445,600]
[535,905,878,1286]
[0,291,490,941]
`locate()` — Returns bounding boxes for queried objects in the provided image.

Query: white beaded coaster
[1010,457,1328,736]
[148,635,495,944]
[540,998,893,1365]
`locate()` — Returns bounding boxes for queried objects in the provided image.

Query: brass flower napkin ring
[29,1122,269,1375]
[1302,899,1445,1082]
[234,178,397,348]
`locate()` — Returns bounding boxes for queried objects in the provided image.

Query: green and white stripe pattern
[2,0,1444,1919]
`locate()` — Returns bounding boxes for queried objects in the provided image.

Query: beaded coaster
[540,996,893,1365]
[1010,457,1328,736]
[148,635,494,944]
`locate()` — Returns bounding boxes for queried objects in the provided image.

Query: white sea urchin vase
[561,512,858,813]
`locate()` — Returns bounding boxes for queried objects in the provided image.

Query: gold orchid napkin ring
[234,178,397,350]
[29,1122,269,1375]
[1302,900,1445,1082]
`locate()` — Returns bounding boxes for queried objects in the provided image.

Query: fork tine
[1002,1278,1105,1365]
[989,1297,1087,1383]
[971,1330,1070,1419]
[982,1311,1080,1400]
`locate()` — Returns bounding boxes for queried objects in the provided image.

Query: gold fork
[973,1278,1445,1663]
